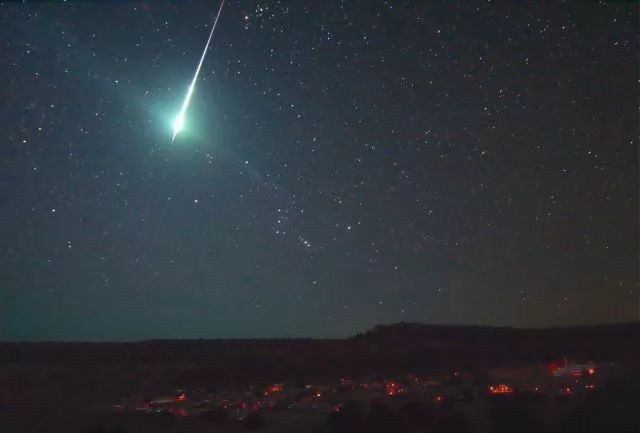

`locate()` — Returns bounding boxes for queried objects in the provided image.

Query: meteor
[172,0,225,142]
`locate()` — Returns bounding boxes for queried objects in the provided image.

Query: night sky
[1,1,637,341]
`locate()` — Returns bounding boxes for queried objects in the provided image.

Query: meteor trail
[172,0,225,142]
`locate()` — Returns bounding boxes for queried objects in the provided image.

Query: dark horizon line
[2,320,639,344]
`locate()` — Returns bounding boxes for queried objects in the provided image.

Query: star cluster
[0,1,637,340]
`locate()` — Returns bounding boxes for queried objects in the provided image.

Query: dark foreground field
[1,323,639,433]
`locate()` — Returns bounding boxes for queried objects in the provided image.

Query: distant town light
[488,384,513,394]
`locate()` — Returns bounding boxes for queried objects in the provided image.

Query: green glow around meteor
[171,0,225,142]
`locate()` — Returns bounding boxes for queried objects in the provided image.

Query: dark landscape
[2,323,639,432]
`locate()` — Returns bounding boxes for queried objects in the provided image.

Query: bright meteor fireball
[172,0,225,142]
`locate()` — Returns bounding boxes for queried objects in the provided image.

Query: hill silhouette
[1,322,638,416]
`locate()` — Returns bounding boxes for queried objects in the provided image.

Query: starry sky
[1,1,638,341]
